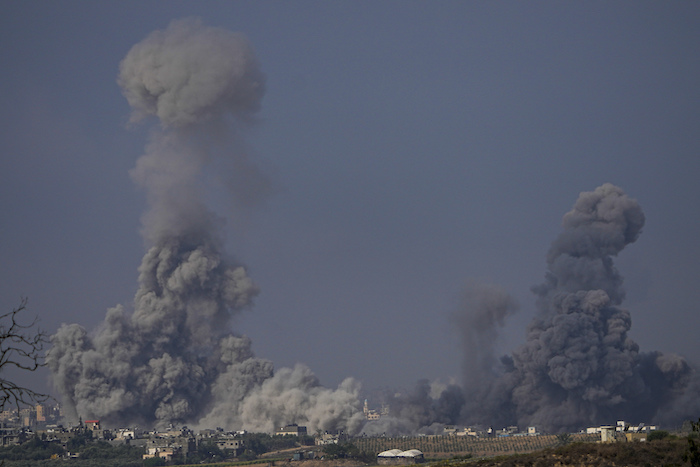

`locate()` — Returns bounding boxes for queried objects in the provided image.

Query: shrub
[647,430,669,441]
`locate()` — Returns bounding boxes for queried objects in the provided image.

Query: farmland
[351,433,600,459]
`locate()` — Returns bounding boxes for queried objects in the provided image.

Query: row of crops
[350,433,600,458]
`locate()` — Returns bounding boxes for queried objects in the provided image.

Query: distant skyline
[1,1,699,404]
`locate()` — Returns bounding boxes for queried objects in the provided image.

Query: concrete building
[0,427,27,446]
[363,399,389,420]
[276,424,307,437]
[600,426,616,443]
[143,446,178,462]
[216,438,245,456]
[315,431,348,445]
[0,410,16,423]
[19,408,34,427]
[115,428,141,440]
[36,405,46,423]
[147,435,196,458]
[84,420,100,430]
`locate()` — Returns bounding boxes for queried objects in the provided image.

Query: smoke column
[459,183,700,432]
[452,282,518,391]
[47,18,364,433]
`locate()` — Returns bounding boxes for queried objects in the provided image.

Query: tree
[647,430,670,441]
[0,298,49,411]
[322,442,374,462]
[556,432,572,446]
[66,427,93,451]
[684,419,700,467]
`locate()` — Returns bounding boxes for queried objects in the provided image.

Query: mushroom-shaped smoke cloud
[48,18,363,433]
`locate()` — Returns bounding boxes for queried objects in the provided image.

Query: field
[190,434,695,467]
[351,433,600,459]
[462,437,691,466]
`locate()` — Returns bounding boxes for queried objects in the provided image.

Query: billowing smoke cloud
[47,18,363,432]
[118,18,264,129]
[458,183,700,432]
[360,380,466,436]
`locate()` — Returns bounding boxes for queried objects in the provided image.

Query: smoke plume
[452,281,518,390]
[46,19,698,436]
[360,380,466,436]
[47,18,363,432]
[458,183,700,432]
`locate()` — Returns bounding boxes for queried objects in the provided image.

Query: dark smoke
[47,18,364,433]
[458,183,700,432]
[452,281,518,392]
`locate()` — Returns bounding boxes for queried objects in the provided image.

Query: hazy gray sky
[1,1,699,398]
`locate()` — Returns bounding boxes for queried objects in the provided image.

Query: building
[216,438,245,456]
[600,426,616,443]
[36,405,46,423]
[84,420,100,430]
[588,421,657,441]
[377,449,425,465]
[143,446,178,462]
[315,431,348,445]
[115,428,141,440]
[147,435,196,458]
[0,410,16,422]
[19,408,34,427]
[0,427,27,446]
[276,424,307,437]
[363,399,389,420]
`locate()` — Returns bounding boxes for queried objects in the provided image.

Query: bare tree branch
[0,298,50,412]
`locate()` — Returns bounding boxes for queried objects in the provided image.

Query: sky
[1,1,699,402]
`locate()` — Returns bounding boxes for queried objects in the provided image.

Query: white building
[377,449,424,465]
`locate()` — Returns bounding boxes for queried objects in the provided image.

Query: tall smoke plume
[47,18,364,433]
[457,183,700,432]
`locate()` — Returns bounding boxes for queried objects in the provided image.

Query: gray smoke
[46,20,699,436]
[118,18,264,129]
[459,183,700,432]
[453,281,518,390]
[360,380,466,436]
[364,184,699,435]
[47,18,363,433]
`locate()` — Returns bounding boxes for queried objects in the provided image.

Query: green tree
[66,427,93,452]
[144,456,167,466]
[322,442,373,462]
[322,443,347,459]
[684,419,700,467]
[647,430,670,441]
[80,440,143,460]
[186,440,225,463]
[0,435,63,461]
